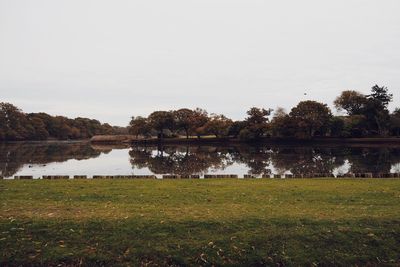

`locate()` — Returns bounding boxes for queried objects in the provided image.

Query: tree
[363,85,393,136]
[240,107,272,140]
[334,85,394,137]
[112,126,129,135]
[0,102,121,141]
[270,107,294,137]
[228,120,246,138]
[334,90,367,115]
[344,115,368,137]
[174,108,195,139]
[368,85,393,108]
[49,116,74,140]
[289,101,332,138]
[363,100,390,136]
[27,115,49,140]
[329,116,346,137]
[101,123,114,135]
[0,105,7,140]
[203,114,232,138]
[390,108,400,136]
[148,111,175,140]
[129,116,150,139]
[0,102,31,140]
[272,107,287,119]
[72,117,93,138]
[191,108,209,138]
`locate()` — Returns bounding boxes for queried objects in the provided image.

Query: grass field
[1,179,400,266]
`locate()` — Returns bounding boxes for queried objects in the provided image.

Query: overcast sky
[1,0,399,126]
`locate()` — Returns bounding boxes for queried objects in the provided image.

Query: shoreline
[2,136,400,147]
[127,136,400,146]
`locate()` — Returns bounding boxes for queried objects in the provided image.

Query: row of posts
[2,173,400,180]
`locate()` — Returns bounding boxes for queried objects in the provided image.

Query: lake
[1,141,400,179]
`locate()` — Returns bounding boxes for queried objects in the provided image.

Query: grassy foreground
[1,179,400,266]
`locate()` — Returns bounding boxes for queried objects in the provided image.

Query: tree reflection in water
[270,147,346,176]
[129,145,400,176]
[230,146,272,176]
[1,142,400,177]
[129,145,234,175]
[346,147,398,174]
[0,142,104,177]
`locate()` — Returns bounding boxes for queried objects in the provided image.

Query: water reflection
[270,147,344,176]
[129,145,400,176]
[1,142,400,178]
[129,146,234,176]
[0,142,104,177]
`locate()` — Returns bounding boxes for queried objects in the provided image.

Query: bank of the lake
[91,135,400,146]
[1,179,400,266]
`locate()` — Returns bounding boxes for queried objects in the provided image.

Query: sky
[1,0,399,126]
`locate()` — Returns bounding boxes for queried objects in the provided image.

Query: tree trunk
[375,116,382,136]
[158,130,163,141]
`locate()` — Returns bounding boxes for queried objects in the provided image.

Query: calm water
[1,141,400,179]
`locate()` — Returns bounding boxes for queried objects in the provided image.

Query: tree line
[129,85,400,140]
[0,102,127,141]
[1,84,399,141]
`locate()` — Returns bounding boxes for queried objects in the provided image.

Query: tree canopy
[289,101,332,138]
[0,102,124,141]
[1,84,398,142]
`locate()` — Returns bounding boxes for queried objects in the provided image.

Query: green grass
[1,179,400,266]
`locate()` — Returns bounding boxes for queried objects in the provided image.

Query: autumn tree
[101,123,114,135]
[203,114,232,138]
[334,85,394,136]
[0,102,31,140]
[329,116,369,138]
[390,108,400,136]
[228,120,246,138]
[270,107,293,137]
[27,115,49,140]
[239,107,272,140]
[345,115,369,137]
[129,116,151,139]
[289,101,332,138]
[0,104,7,140]
[148,111,175,140]
[112,126,129,135]
[191,108,209,138]
[174,108,195,139]
[329,117,346,137]
[0,102,121,141]
[334,90,367,115]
